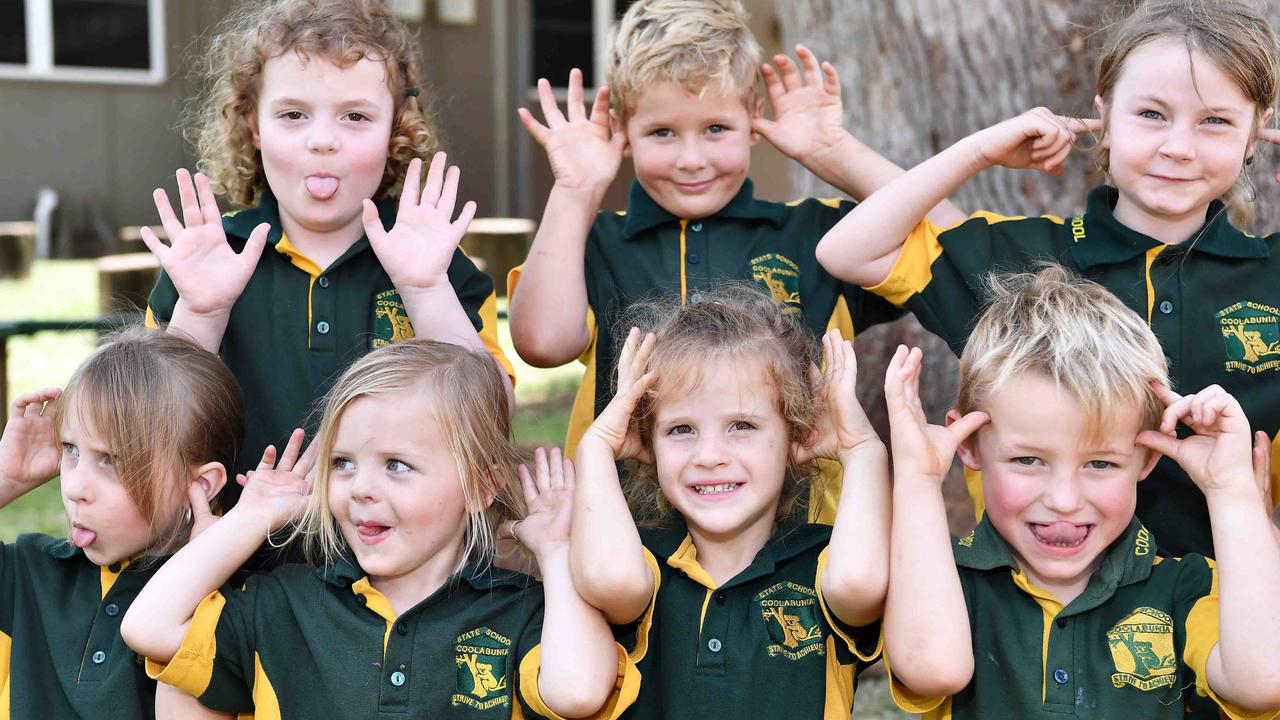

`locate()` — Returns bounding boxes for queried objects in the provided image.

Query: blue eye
[1139,109,1162,121]
[386,459,411,473]
[62,442,79,458]
[1204,116,1228,126]
[1013,456,1039,466]
[331,456,354,472]
[653,128,673,138]
[667,424,693,436]
[707,124,727,134]
[1086,460,1116,470]
[730,420,756,431]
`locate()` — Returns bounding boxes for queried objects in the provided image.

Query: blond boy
[509,0,964,504]
[883,265,1280,719]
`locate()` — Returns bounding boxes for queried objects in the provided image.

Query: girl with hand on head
[570,285,890,719]
[123,339,637,719]
[0,329,243,720]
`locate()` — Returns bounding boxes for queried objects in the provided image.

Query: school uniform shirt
[147,558,639,719]
[885,517,1275,719]
[867,186,1280,558]
[616,516,881,720]
[0,534,161,720]
[146,191,512,507]
[507,179,904,521]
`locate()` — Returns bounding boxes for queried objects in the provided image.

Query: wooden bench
[0,222,36,280]
[96,252,160,314]
[461,218,536,298]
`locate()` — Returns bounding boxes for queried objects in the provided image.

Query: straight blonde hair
[294,339,524,574]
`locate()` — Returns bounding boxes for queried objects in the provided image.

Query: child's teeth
[695,483,740,495]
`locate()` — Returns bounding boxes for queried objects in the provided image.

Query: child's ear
[750,98,764,145]
[1093,95,1109,148]
[1250,107,1276,163]
[610,110,632,158]
[191,462,228,503]
[1136,447,1161,482]
[249,113,261,149]
[946,409,982,471]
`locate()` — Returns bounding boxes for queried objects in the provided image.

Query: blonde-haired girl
[571,285,889,719]
[123,339,636,718]
[0,328,242,719]
[818,0,1280,558]
[140,0,512,512]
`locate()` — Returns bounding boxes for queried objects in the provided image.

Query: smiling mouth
[1028,522,1091,549]
[692,483,742,496]
[675,180,714,192]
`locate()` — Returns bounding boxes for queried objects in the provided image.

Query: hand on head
[973,108,1102,176]
[501,447,575,559]
[753,44,848,161]
[884,345,988,483]
[232,428,316,535]
[794,329,880,463]
[1136,383,1255,496]
[583,327,657,463]
[518,68,626,192]
[0,388,62,494]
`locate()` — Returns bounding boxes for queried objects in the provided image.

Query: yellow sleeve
[144,591,226,698]
[814,547,882,663]
[517,643,641,720]
[882,651,952,716]
[476,290,515,383]
[144,306,159,329]
[1182,560,1280,720]
[865,217,948,306]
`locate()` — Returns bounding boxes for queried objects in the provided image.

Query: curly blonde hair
[618,284,821,527]
[185,0,439,207]
[1094,0,1280,227]
[606,0,762,124]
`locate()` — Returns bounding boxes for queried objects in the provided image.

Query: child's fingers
[821,61,841,97]
[152,188,184,242]
[517,463,538,503]
[1255,126,1280,145]
[137,225,170,262]
[532,446,551,494]
[537,77,564,127]
[421,152,448,207]
[236,473,248,487]
[516,107,551,145]
[774,53,803,92]
[13,388,59,418]
[437,165,461,218]
[294,437,319,482]
[1253,431,1271,499]
[399,158,423,215]
[795,44,822,87]
[186,481,216,537]
[947,411,991,444]
[565,68,585,122]
[277,428,307,472]
[546,447,565,490]
[361,199,388,245]
[242,223,271,267]
[194,172,222,226]
[176,168,203,230]
[560,456,576,492]
[760,63,785,106]
[588,85,612,128]
[255,445,278,473]
[1066,116,1104,134]
[452,201,477,235]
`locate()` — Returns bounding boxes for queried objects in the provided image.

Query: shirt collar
[1070,185,1268,268]
[222,189,399,252]
[620,178,789,238]
[646,513,829,589]
[317,553,533,592]
[956,515,1156,610]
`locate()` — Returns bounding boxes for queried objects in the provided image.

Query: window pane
[532,0,593,84]
[52,0,150,70]
[0,0,27,65]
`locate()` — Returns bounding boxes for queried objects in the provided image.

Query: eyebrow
[267,97,382,109]
[1132,95,1245,115]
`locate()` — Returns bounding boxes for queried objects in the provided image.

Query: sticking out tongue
[71,526,97,548]
[306,175,340,200]
[1033,521,1088,547]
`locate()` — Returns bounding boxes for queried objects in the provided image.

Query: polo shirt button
[390,671,406,686]
[707,638,722,653]
[1159,300,1173,315]
[690,222,703,232]
[91,650,107,664]
[714,591,726,605]
[317,276,329,288]
[396,622,408,636]
[104,603,120,617]
[1053,667,1069,684]
[687,252,701,264]
[316,320,331,335]
[355,594,367,605]
[1055,617,1066,629]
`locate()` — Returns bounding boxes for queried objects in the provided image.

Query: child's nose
[675,138,707,171]
[1158,122,1196,161]
[692,435,728,467]
[349,469,378,501]
[1041,470,1086,514]
[60,466,92,504]
[307,122,339,153]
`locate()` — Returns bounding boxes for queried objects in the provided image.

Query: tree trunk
[777,0,1280,535]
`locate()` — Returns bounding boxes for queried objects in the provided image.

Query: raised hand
[501,447,575,560]
[969,108,1100,176]
[795,330,880,463]
[235,429,314,533]
[884,345,988,482]
[0,389,62,498]
[1256,126,1280,185]
[518,68,626,193]
[364,153,477,296]
[581,327,657,462]
[753,45,849,164]
[141,169,269,316]
[1137,383,1254,495]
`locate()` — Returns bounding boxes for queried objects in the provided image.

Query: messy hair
[295,339,524,574]
[958,265,1169,437]
[186,0,439,207]
[619,284,820,527]
[607,0,762,124]
[1094,0,1280,226]
[53,327,243,560]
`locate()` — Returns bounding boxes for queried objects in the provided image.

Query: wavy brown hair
[1093,0,1280,227]
[618,284,821,527]
[185,0,439,207]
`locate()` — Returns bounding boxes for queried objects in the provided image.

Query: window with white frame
[0,0,165,84]
[531,0,639,89]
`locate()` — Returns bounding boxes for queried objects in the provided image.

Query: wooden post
[96,252,160,314]
[0,222,36,280]
[459,218,537,298]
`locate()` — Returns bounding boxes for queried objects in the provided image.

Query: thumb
[187,481,217,539]
[497,519,522,542]
[361,199,387,244]
[751,117,778,139]
[241,223,270,265]
[947,411,991,444]
[1135,430,1179,461]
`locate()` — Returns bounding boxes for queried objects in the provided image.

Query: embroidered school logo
[452,627,511,710]
[756,581,824,660]
[1106,607,1176,691]
[373,289,416,348]
[749,253,802,314]
[1218,300,1280,374]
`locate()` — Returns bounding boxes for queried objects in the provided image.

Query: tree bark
[777,0,1280,534]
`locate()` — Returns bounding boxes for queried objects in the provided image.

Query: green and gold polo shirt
[616,516,881,720]
[1,534,162,720]
[886,517,1271,720]
[147,191,511,507]
[147,558,639,719]
[868,185,1280,558]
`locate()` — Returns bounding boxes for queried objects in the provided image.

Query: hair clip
[405,86,420,98]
